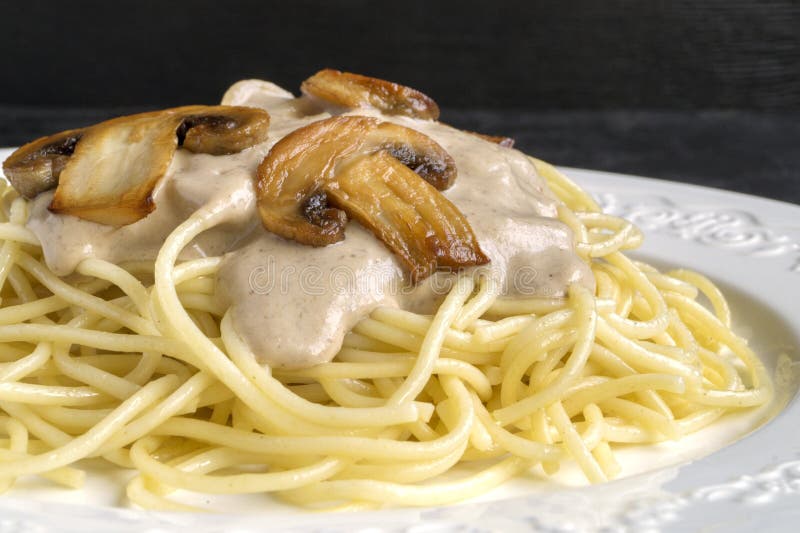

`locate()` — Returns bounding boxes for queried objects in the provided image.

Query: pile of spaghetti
[0,158,772,511]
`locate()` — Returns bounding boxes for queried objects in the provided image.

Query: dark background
[1,0,798,202]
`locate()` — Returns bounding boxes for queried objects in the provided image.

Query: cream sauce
[26,80,593,369]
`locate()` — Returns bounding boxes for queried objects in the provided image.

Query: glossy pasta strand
[0,166,772,510]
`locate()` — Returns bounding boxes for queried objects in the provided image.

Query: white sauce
[27,81,593,369]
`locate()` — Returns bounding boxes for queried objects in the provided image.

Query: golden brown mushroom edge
[300,69,515,148]
[3,105,271,226]
[256,115,489,282]
[301,69,441,121]
[3,73,495,282]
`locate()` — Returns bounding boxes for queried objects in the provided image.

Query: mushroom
[4,105,270,226]
[256,115,488,281]
[299,69,514,148]
[2,128,85,199]
[177,106,272,155]
[300,69,440,120]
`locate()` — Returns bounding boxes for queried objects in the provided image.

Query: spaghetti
[0,155,772,511]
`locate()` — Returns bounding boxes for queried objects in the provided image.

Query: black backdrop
[1,0,798,109]
[1,1,799,203]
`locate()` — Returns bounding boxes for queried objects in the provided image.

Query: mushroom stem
[256,115,489,282]
[329,152,489,281]
[3,106,271,226]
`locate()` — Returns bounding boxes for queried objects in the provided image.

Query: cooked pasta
[0,154,772,511]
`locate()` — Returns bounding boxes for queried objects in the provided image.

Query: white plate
[1,148,799,532]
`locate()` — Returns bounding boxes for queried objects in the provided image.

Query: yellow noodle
[0,158,771,512]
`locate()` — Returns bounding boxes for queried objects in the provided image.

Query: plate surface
[1,148,799,532]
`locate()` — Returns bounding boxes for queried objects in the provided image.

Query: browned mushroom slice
[370,122,457,190]
[257,115,454,245]
[37,105,270,226]
[256,115,488,281]
[300,69,440,120]
[2,128,85,199]
[177,105,272,155]
[48,111,182,225]
[256,115,374,246]
[329,152,488,281]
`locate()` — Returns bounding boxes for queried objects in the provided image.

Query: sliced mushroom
[301,69,440,120]
[4,105,270,226]
[2,128,85,199]
[177,106,272,155]
[329,152,488,280]
[49,110,183,225]
[373,121,457,190]
[257,115,372,246]
[256,115,488,281]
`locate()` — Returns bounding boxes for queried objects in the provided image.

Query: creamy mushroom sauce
[26,81,593,369]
